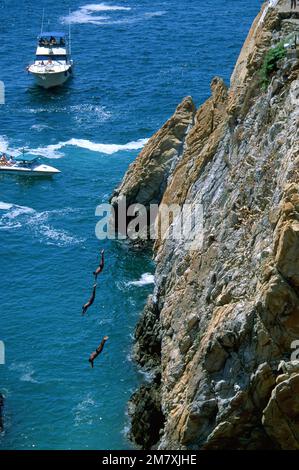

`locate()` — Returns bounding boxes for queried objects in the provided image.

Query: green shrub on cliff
[260,43,286,90]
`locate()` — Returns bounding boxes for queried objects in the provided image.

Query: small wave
[0,204,84,247]
[28,143,65,159]
[144,11,166,18]
[29,138,148,158]
[9,363,38,384]
[4,204,35,219]
[30,124,52,132]
[127,273,155,287]
[62,137,148,154]
[0,202,13,211]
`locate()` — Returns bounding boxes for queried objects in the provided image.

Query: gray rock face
[113,1,299,449]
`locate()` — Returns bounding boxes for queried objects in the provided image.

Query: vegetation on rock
[260,42,286,89]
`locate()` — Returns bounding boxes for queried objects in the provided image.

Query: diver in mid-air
[82,283,97,315]
[89,336,109,368]
[93,249,105,279]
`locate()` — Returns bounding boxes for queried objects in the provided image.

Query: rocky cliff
[112,0,299,450]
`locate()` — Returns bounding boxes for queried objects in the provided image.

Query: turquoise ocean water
[0,0,261,450]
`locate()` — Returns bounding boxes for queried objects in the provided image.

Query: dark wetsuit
[291,0,297,9]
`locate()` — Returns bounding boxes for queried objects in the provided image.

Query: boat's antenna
[68,9,72,56]
[40,8,45,35]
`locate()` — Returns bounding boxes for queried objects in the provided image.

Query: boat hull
[0,165,60,177]
[29,69,72,89]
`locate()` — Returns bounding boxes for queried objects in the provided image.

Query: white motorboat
[27,31,73,89]
[0,153,61,176]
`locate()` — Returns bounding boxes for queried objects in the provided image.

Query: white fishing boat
[27,27,73,89]
[0,153,61,176]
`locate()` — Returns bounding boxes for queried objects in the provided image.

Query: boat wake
[62,3,131,25]
[61,3,165,26]
[0,135,9,154]
[0,134,148,159]
[0,203,84,247]
[0,202,14,211]
[81,3,132,12]
[29,137,148,158]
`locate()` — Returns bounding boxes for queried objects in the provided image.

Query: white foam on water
[71,104,111,124]
[62,137,149,154]
[73,393,97,427]
[61,3,165,26]
[0,202,13,210]
[5,205,35,219]
[61,3,131,25]
[28,143,65,159]
[61,10,109,25]
[27,103,110,117]
[135,364,156,382]
[0,136,23,158]
[0,136,9,153]
[29,137,148,158]
[36,224,83,247]
[24,210,85,247]
[9,363,38,384]
[83,3,131,12]
[127,273,155,287]
[0,203,34,230]
[0,203,35,230]
[30,124,52,132]
[0,204,84,247]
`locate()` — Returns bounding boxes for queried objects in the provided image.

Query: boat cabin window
[36,55,67,61]
[39,37,65,47]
